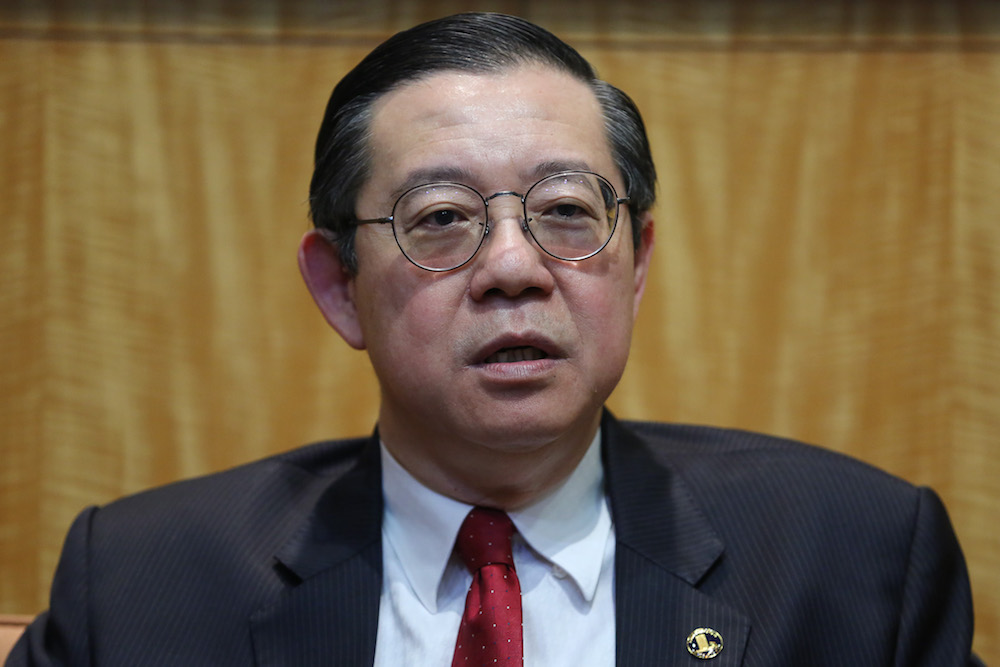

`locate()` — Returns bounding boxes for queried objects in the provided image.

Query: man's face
[341,65,652,461]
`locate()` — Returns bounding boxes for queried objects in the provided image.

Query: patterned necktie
[451,507,524,666]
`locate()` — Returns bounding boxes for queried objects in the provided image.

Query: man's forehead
[371,67,598,132]
[375,64,596,111]
[363,65,613,193]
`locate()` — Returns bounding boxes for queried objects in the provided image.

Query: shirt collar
[380,430,610,613]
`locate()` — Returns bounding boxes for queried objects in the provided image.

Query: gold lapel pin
[686,627,723,659]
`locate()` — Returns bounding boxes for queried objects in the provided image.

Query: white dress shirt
[373,432,616,666]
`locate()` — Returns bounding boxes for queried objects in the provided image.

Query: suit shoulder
[92,436,373,537]
[617,419,919,501]
[36,438,379,663]
[65,436,377,628]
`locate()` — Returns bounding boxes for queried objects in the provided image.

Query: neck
[378,410,601,510]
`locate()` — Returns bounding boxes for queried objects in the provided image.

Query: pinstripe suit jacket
[9,411,977,666]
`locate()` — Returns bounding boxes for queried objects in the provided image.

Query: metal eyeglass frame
[346,170,630,272]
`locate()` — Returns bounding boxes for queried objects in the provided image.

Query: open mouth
[483,346,549,364]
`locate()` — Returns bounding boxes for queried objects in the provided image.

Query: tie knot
[455,507,515,572]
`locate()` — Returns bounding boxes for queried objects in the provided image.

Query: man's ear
[631,213,655,319]
[298,229,366,350]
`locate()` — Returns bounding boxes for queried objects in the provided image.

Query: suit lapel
[603,412,750,666]
[250,438,383,667]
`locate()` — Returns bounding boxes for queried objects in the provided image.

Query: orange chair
[0,615,31,662]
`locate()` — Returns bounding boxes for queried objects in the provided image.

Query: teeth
[485,346,548,364]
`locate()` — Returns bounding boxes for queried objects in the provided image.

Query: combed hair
[309,12,656,273]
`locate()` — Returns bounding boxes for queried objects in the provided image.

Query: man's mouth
[483,346,549,364]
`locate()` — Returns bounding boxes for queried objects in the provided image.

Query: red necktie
[451,507,524,666]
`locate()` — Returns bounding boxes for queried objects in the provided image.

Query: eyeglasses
[349,170,630,272]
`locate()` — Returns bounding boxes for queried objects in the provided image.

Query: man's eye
[554,204,581,217]
[407,207,472,232]
[431,209,458,225]
[541,201,592,220]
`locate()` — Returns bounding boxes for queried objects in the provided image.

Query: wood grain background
[1,1,997,662]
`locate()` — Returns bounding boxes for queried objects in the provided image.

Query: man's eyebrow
[527,160,593,181]
[392,166,477,199]
[390,160,595,199]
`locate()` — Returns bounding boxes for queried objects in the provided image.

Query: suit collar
[269,412,726,585]
[251,435,383,666]
[264,411,727,588]
[602,410,724,585]
[272,435,383,581]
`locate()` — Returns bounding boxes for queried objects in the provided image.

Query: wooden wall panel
[0,33,48,627]
[1,1,997,662]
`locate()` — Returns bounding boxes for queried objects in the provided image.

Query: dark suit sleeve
[893,487,979,666]
[5,507,96,667]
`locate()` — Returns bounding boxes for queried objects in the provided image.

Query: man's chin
[456,408,600,455]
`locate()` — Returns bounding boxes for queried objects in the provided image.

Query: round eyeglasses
[349,170,630,272]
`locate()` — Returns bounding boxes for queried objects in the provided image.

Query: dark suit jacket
[8,411,978,666]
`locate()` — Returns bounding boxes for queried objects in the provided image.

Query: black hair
[309,12,656,273]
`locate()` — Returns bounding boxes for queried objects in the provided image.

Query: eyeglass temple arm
[312,218,391,246]
[350,216,393,226]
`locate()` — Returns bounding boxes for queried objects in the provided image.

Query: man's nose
[467,200,556,300]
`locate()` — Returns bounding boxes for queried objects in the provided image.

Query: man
[8,12,978,666]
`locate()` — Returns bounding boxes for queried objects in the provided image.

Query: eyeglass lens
[391,171,619,271]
